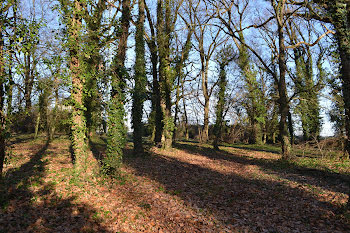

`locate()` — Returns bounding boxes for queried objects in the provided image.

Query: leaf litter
[0,135,349,232]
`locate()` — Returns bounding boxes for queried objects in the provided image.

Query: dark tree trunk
[173,75,181,142]
[145,2,162,144]
[288,109,294,145]
[132,0,146,155]
[0,27,6,177]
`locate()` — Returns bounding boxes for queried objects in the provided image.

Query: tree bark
[157,0,173,150]
[277,10,292,160]
[0,26,6,177]
[65,0,88,172]
[132,0,146,155]
[106,0,131,170]
[202,65,209,142]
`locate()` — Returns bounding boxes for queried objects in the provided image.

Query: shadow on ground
[174,142,350,195]
[123,144,349,232]
[0,137,110,233]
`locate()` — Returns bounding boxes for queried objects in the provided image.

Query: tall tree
[1,2,9,177]
[304,0,350,210]
[105,0,131,172]
[132,0,147,155]
[156,0,174,149]
[213,45,234,150]
[60,0,87,172]
[172,28,192,142]
[184,0,227,142]
[301,0,350,156]
[82,0,106,138]
[145,1,162,144]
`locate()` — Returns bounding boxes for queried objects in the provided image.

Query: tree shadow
[0,137,111,233]
[220,143,281,154]
[123,148,349,232]
[174,142,350,195]
[8,133,36,146]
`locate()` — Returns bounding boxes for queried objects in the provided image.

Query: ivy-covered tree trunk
[329,1,350,158]
[157,0,174,150]
[235,32,265,145]
[291,34,321,142]
[132,0,146,155]
[213,64,227,150]
[70,0,88,172]
[329,0,350,210]
[308,0,350,209]
[105,0,130,172]
[83,1,105,138]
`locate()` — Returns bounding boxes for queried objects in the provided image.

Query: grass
[220,141,349,175]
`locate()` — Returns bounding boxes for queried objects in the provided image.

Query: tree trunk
[182,93,189,141]
[67,0,88,172]
[132,0,146,155]
[145,1,162,145]
[172,75,181,142]
[152,51,162,144]
[213,64,226,150]
[157,0,173,150]
[335,7,350,209]
[0,27,6,177]
[34,111,40,139]
[288,109,294,145]
[202,64,210,143]
[277,19,292,160]
[106,0,130,170]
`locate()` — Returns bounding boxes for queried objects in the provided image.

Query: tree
[59,0,88,173]
[82,0,106,138]
[145,1,162,144]
[184,0,227,143]
[0,0,14,177]
[172,28,192,142]
[105,0,131,172]
[287,20,324,141]
[132,0,147,155]
[156,0,177,149]
[213,45,235,150]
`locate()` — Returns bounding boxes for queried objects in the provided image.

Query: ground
[0,134,349,232]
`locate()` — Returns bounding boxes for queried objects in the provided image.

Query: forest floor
[1,134,349,232]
